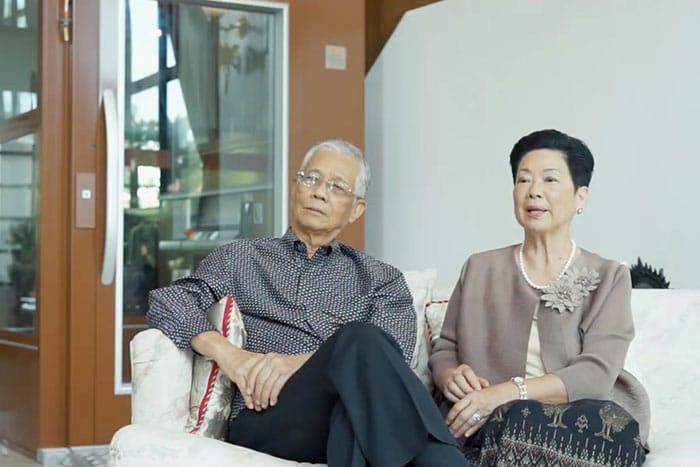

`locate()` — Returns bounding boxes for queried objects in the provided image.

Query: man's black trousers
[227,322,466,467]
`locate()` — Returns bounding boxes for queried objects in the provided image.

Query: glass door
[103,0,288,392]
[0,0,40,452]
[0,0,39,336]
[0,0,69,452]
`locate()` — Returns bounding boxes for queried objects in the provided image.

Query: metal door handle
[101,88,118,285]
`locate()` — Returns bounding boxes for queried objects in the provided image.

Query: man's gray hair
[299,139,371,198]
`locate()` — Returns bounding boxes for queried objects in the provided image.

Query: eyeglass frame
[296,171,361,199]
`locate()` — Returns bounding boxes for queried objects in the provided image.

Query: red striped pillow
[184,296,246,439]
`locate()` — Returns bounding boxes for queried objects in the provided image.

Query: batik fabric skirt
[462,398,646,466]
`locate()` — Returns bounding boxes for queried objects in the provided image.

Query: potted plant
[7,220,37,325]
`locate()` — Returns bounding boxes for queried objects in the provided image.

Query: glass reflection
[121,0,280,382]
[0,0,39,332]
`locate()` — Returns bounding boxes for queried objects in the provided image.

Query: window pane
[127,86,160,150]
[0,0,39,333]
[120,0,282,383]
[0,144,38,331]
[128,0,160,81]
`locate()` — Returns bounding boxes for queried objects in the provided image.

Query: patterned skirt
[462,399,646,466]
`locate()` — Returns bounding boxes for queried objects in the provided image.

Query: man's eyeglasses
[296,171,358,199]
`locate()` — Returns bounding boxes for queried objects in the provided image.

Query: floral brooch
[541,266,600,313]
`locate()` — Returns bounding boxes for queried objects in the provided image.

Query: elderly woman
[430,129,650,465]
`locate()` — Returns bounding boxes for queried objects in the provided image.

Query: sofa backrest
[628,290,700,440]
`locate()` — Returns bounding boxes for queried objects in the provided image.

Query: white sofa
[109,288,700,466]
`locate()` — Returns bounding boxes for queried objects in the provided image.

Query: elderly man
[147,139,466,466]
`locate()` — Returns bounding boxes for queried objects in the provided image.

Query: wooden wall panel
[284,0,366,249]
[67,0,100,445]
[0,342,38,452]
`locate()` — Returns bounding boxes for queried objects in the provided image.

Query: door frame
[37,0,72,450]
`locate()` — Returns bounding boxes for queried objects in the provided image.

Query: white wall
[365,0,700,288]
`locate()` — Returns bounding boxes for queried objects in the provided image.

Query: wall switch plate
[325,45,347,70]
[75,172,96,229]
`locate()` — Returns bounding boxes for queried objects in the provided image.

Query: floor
[0,444,39,466]
[0,443,110,467]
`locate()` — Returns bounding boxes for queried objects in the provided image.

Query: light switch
[76,172,96,229]
[325,45,347,70]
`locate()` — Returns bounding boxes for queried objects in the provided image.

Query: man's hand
[437,364,490,403]
[245,353,311,411]
[190,331,263,409]
[216,347,265,410]
[191,331,312,411]
[191,331,263,410]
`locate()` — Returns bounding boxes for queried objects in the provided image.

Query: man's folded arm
[368,272,417,363]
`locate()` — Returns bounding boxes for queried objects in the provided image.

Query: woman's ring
[471,413,482,423]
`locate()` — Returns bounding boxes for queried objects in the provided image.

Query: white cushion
[110,424,325,467]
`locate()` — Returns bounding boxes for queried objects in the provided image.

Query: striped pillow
[184,296,246,439]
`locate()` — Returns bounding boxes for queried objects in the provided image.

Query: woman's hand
[446,380,526,438]
[437,364,490,403]
[445,388,500,438]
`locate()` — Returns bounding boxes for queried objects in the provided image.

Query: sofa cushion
[110,424,325,466]
[402,269,436,388]
[184,296,246,439]
[424,285,452,350]
[629,290,700,446]
[643,428,700,467]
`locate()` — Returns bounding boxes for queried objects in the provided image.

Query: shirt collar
[283,228,337,256]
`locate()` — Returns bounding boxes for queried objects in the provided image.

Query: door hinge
[59,0,72,43]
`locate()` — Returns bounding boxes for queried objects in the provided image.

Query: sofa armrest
[130,328,193,429]
[110,424,324,466]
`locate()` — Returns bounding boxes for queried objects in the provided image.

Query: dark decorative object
[7,220,37,324]
[630,257,670,289]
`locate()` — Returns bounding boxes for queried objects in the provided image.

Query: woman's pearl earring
[576,207,583,215]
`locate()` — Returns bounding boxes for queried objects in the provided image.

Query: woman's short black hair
[509,129,595,190]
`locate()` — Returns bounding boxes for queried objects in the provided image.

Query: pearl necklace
[518,239,576,290]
